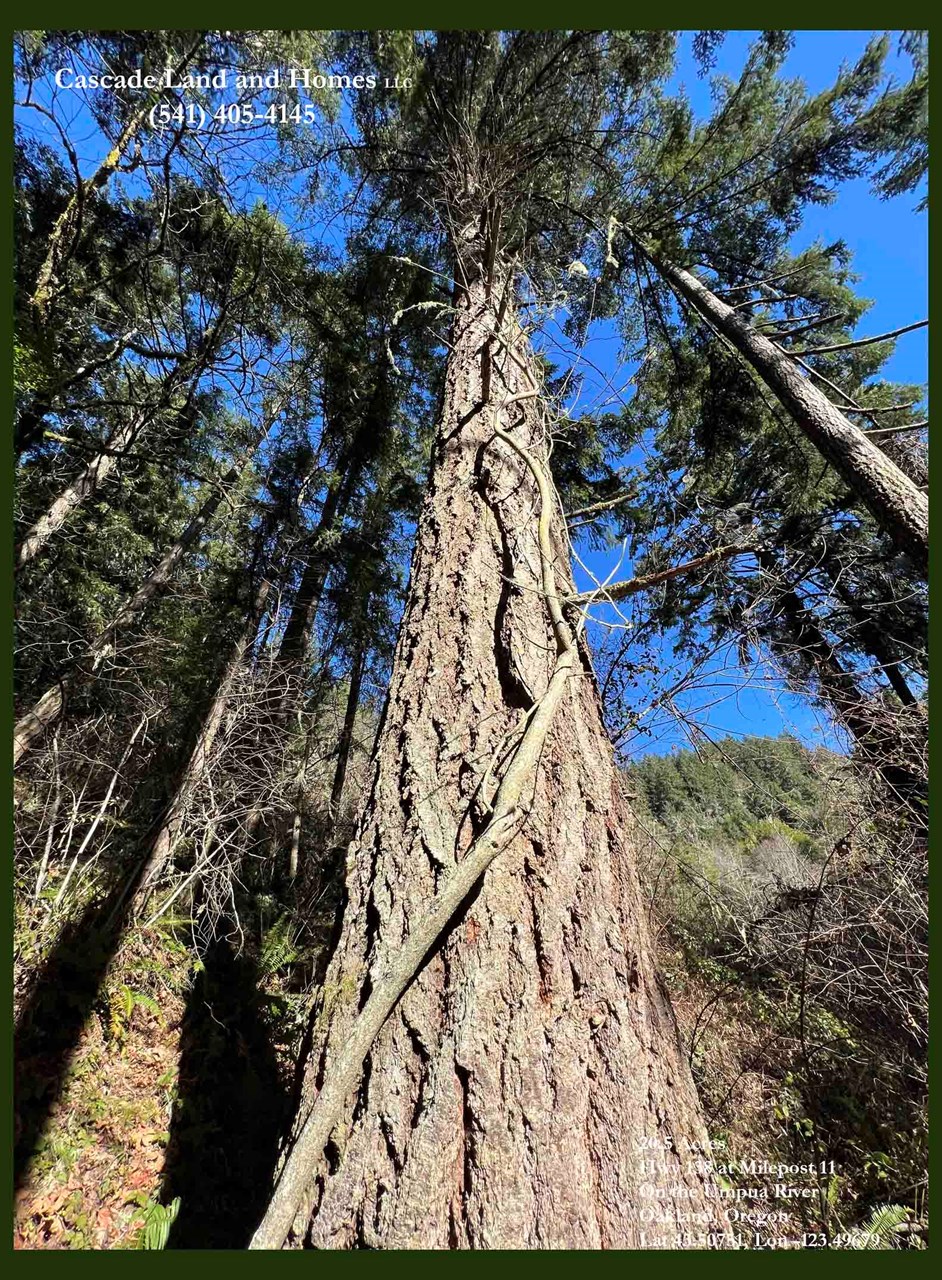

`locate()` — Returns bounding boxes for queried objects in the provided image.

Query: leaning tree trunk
[253,269,718,1249]
[15,320,223,573]
[15,406,153,572]
[646,249,929,573]
[129,577,272,916]
[824,573,917,707]
[12,420,272,767]
[758,552,927,816]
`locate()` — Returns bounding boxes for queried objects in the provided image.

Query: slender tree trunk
[130,579,271,916]
[15,327,140,459]
[646,249,929,572]
[15,318,224,573]
[257,271,717,1249]
[277,469,354,665]
[825,574,917,706]
[234,458,361,852]
[15,408,151,571]
[758,553,927,812]
[13,434,263,767]
[27,36,204,320]
[277,393,382,668]
[328,645,366,819]
[262,454,368,877]
[287,722,317,885]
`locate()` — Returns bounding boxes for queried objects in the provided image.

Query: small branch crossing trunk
[253,269,718,1249]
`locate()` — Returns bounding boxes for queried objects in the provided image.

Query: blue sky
[677,30,927,388]
[15,31,927,760]
[566,31,927,758]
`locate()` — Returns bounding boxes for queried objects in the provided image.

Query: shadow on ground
[160,936,290,1248]
[13,867,144,1192]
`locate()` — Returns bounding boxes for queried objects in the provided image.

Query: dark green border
[4,11,935,1268]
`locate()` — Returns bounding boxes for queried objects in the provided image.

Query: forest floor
[13,917,297,1250]
[14,928,189,1249]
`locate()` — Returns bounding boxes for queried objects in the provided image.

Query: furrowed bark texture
[277,276,717,1249]
[650,253,929,573]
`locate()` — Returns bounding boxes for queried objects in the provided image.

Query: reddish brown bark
[268,273,718,1248]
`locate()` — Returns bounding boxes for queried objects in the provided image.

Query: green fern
[258,914,300,978]
[140,1196,181,1250]
[855,1203,910,1250]
[120,985,163,1022]
[127,1195,181,1250]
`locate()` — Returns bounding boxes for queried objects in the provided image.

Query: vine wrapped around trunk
[252,269,719,1249]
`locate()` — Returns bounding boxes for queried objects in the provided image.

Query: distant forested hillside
[629,735,924,1239]
[627,733,841,840]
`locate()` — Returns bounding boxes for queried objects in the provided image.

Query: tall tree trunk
[15,407,152,572]
[14,327,140,459]
[254,271,717,1249]
[645,248,929,572]
[277,373,388,668]
[130,578,272,916]
[15,320,224,572]
[13,427,267,767]
[277,460,359,666]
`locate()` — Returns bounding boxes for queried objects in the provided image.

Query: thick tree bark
[257,273,718,1249]
[647,250,929,573]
